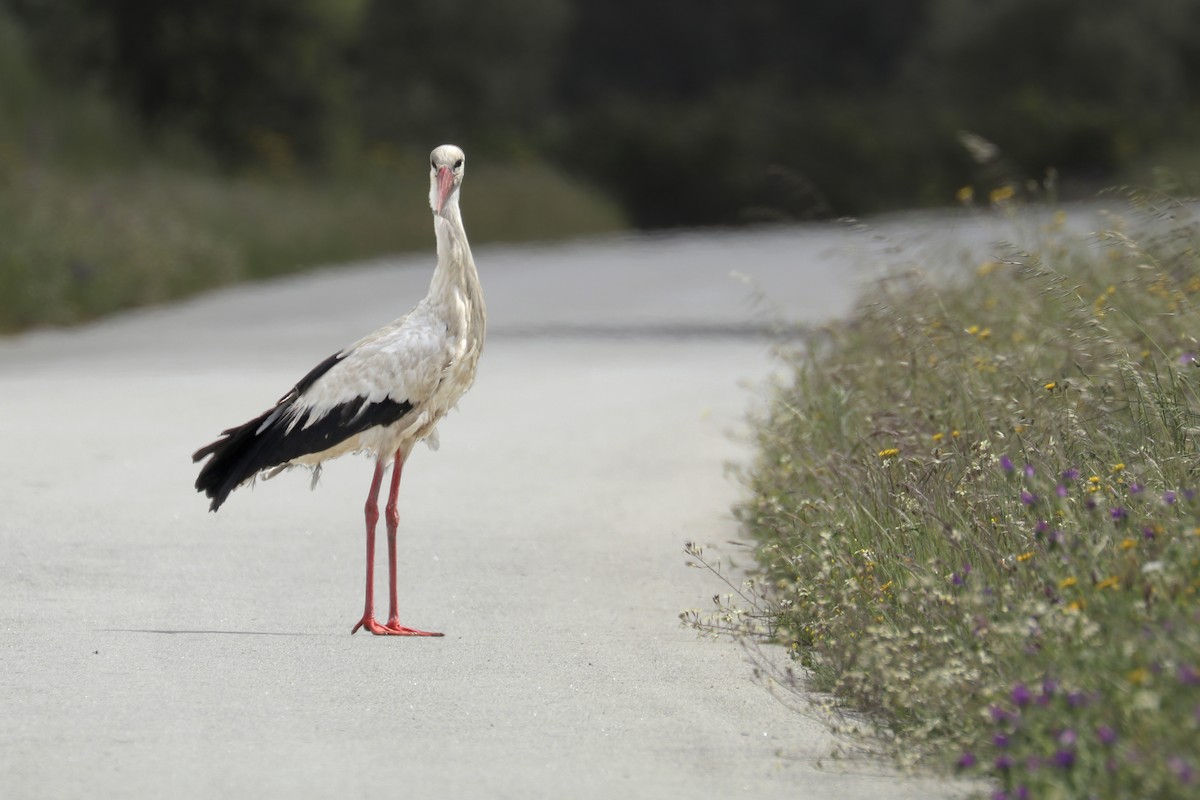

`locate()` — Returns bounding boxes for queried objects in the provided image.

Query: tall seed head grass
[737,195,1200,797]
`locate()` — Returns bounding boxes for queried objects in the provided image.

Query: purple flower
[989,705,1015,724]
[991,792,1008,800]
[1096,725,1117,746]
[1035,520,1049,535]
[1056,484,1069,498]
[1042,677,1059,696]
[1000,455,1015,472]
[1023,464,1035,477]
[993,732,1010,748]
[1169,756,1195,784]
[1062,468,1080,481]
[1011,683,1033,707]
[1016,787,1030,800]
[1110,507,1127,521]
[1059,729,1078,747]
[1180,351,1196,366]
[1143,526,1156,540]
[1163,490,1177,505]
[1179,664,1200,686]
[957,751,977,769]
[1021,490,1038,506]
[1129,482,1144,494]
[1084,497,1098,510]
[995,754,1014,771]
[1053,749,1076,769]
[1067,691,1088,708]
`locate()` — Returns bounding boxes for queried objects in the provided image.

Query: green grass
[0,154,625,332]
[731,197,1200,797]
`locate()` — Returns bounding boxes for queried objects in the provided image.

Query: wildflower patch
[733,200,1200,798]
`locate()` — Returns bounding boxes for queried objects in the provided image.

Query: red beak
[435,166,455,215]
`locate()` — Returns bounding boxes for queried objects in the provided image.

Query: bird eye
[431,159,437,169]
[454,159,463,169]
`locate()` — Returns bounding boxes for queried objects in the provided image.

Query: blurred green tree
[552,0,931,225]
[354,0,570,157]
[4,0,1200,223]
[9,0,365,167]
[911,0,1200,184]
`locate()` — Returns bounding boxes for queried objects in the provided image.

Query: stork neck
[430,202,480,302]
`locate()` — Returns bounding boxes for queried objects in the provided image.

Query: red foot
[385,616,443,637]
[351,616,443,636]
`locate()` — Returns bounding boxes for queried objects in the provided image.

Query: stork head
[429,144,466,217]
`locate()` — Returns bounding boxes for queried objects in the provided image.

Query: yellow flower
[1059,576,1078,589]
[1120,538,1137,550]
[1089,475,1101,484]
[977,260,997,276]
[1016,551,1034,562]
[931,432,944,442]
[951,430,961,438]
[956,185,975,204]
[966,324,980,335]
[990,185,1016,204]
[1111,463,1126,473]
[1044,381,1057,391]
[1097,576,1120,590]
[877,448,900,458]
[978,327,992,339]
[1064,599,1085,613]
[1127,667,1149,685]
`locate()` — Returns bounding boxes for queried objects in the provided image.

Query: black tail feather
[193,395,414,512]
[193,408,278,512]
[195,350,347,511]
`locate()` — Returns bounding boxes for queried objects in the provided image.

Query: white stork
[193,144,485,637]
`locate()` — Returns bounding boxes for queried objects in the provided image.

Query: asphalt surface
[0,218,1011,798]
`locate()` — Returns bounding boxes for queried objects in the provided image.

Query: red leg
[351,460,393,635]
[383,449,442,637]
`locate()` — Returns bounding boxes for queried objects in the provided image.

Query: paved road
[0,217,1019,798]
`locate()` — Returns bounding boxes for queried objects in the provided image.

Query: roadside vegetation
[0,149,623,332]
[722,193,1200,797]
[0,4,623,333]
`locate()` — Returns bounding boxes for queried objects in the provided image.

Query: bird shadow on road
[101,628,330,637]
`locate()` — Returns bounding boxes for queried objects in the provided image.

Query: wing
[298,308,454,417]
[193,309,454,511]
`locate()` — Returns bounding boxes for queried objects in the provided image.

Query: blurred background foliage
[10,0,1200,219]
[3,0,1200,327]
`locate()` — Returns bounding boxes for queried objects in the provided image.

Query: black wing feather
[193,350,413,511]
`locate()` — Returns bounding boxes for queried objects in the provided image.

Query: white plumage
[194,144,485,636]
